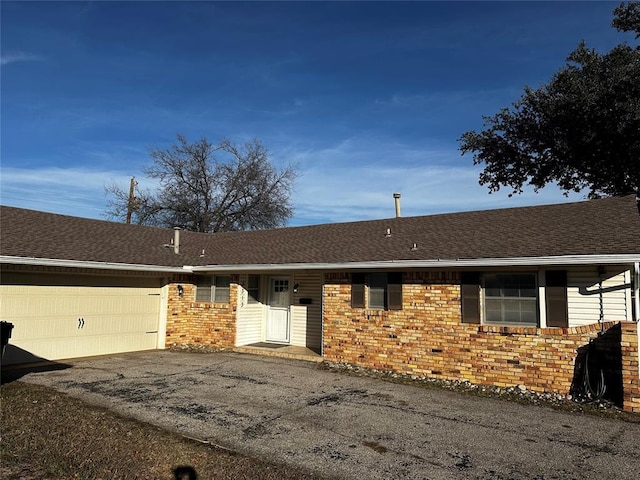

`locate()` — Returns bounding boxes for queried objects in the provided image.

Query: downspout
[635,262,640,323]
[598,265,605,333]
[321,281,325,359]
[635,262,640,401]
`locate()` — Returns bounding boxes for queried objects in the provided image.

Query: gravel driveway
[12,351,640,480]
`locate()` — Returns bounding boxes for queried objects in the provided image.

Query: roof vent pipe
[393,193,401,218]
[173,227,180,254]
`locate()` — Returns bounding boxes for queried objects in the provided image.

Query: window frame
[195,275,231,303]
[481,272,538,326]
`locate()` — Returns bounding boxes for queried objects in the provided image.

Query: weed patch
[1,381,324,480]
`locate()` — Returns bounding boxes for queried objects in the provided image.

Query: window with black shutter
[387,272,403,310]
[545,270,568,327]
[461,272,481,324]
[351,273,365,308]
[350,272,403,310]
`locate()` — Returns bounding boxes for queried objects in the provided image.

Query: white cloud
[0,51,43,66]
[0,166,156,219]
[278,137,586,225]
[1,141,587,227]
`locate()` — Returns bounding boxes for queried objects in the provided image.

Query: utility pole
[126,177,137,224]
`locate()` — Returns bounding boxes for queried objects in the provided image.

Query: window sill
[192,301,231,308]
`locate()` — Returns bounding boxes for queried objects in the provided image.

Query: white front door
[266,277,290,343]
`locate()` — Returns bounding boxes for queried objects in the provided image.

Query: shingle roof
[1,195,639,269]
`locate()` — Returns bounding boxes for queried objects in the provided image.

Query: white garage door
[1,272,163,365]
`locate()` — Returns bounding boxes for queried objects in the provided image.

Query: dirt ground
[1,381,324,480]
[6,350,640,480]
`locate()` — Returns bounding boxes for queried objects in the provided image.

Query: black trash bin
[1,321,14,359]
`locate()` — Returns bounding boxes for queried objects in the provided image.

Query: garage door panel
[1,277,162,364]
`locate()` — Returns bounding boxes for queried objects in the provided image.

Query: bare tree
[106,135,297,232]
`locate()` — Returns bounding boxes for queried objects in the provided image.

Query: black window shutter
[545,270,568,327]
[351,273,365,308]
[461,272,481,324]
[387,272,403,310]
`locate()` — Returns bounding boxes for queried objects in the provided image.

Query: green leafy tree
[459,2,640,198]
[106,135,297,232]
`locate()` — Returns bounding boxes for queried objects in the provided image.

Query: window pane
[274,279,289,293]
[248,276,259,289]
[195,277,212,302]
[485,274,536,298]
[483,273,537,326]
[369,287,386,309]
[484,299,503,323]
[270,279,289,307]
[214,276,231,303]
[484,274,501,296]
[520,305,537,324]
[369,273,387,288]
[368,273,387,309]
[248,275,260,304]
[214,287,230,303]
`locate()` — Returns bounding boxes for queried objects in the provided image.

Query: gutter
[188,254,640,273]
[4,253,639,277]
[0,256,186,274]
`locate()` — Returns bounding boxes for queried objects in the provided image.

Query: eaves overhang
[188,254,640,272]
[0,256,186,274]
[4,254,638,274]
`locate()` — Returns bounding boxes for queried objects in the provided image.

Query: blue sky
[1,1,632,226]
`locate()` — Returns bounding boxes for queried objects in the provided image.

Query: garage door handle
[146,331,158,334]
[78,318,85,329]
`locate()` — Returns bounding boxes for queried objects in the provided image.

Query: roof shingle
[1,195,639,268]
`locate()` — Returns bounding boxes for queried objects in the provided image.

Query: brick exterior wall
[622,322,640,412]
[323,272,640,412]
[165,276,237,349]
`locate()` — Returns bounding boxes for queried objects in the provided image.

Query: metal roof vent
[164,228,181,254]
[393,193,401,217]
[173,227,180,254]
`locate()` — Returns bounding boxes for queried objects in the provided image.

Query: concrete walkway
[10,351,640,480]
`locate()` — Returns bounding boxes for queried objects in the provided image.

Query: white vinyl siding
[567,267,631,327]
[236,303,264,346]
[290,272,322,351]
[236,272,322,350]
[236,274,265,346]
